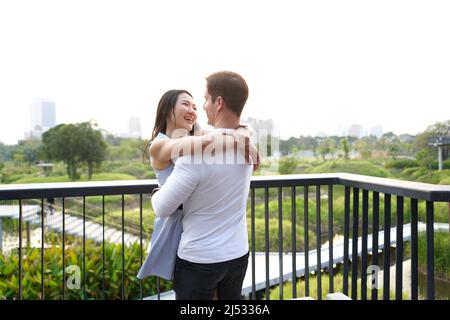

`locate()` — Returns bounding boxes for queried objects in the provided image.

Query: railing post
[291,186,297,299]
[103,195,106,300]
[139,194,143,300]
[351,188,359,300]
[343,186,350,296]
[264,187,270,300]
[251,188,256,300]
[62,197,65,300]
[361,189,369,300]
[83,196,86,300]
[383,194,391,300]
[278,187,283,300]
[426,201,435,300]
[304,186,310,297]
[328,185,334,294]
[121,194,125,300]
[371,192,379,300]
[410,198,418,300]
[316,185,322,300]
[18,200,23,300]
[41,198,45,300]
[395,196,404,300]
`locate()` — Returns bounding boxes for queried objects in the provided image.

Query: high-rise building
[348,124,365,139]
[243,117,274,136]
[127,116,142,139]
[26,99,56,139]
[370,126,383,138]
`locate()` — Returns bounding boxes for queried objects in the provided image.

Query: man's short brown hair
[206,71,249,117]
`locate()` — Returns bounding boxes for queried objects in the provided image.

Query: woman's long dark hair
[143,89,194,162]
[151,89,193,140]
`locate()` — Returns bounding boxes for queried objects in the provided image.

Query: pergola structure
[428,136,450,171]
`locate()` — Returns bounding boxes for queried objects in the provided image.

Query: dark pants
[173,252,249,300]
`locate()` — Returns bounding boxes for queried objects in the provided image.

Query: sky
[0,0,449,145]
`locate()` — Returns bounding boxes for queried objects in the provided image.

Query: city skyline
[26,98,56,140]
[23,99,144,141]
[0,95,446,145]
[7,101,433,145]
[1,0,449,145]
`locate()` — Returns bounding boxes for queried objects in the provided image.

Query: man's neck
[213,115,240,130]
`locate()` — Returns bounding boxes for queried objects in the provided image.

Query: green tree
[278,156,299,175]
[318,138,336,161]
[43,124,80,180]
[279,137,299,155]
[78,122,107,180]
[106,138,145,161]
[13,140,42,164]
[382,131,396,141]
[0,143,14,162]
[426,120,449,160]
[289,146,299,154]
[103,131,122,146]
[354,139,372,160]
[413,131,433,153]
[387,137,402,160]
[12,150,25,162]
[416,149,434,169]
[414,120,449,167]
[340,138,350,160]
[298,135,318,153]
[42,122,107,180]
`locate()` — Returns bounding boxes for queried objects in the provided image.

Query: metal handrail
[1,173,449,201]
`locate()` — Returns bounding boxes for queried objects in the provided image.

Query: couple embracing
[137,71,259,300]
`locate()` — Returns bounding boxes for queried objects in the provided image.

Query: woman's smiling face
[167,92,198,132]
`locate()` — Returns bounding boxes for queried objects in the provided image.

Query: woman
[137,89,258,287]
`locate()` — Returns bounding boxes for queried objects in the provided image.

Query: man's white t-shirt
[151,129,253,263]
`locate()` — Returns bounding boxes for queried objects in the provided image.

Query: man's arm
[151,157,200,217]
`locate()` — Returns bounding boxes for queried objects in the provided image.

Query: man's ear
[216,96,224,111]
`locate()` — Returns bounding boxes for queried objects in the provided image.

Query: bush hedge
[0,239,171,300]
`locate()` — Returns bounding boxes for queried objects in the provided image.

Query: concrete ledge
[326,292,352,300]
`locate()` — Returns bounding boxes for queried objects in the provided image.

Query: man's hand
[230,130,260,171]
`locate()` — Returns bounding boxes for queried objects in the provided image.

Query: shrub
[250,218,316,252]
[430,159,450,170]
[385,159,419,169]
[111,162,152,179]
[305,160,390,178]
[418,231,450,281]
[0,240,171,300]
[278,157,300,175]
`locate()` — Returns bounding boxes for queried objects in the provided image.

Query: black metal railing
[1,173,449,300]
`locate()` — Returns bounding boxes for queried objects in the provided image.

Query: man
[151,71,252,300]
